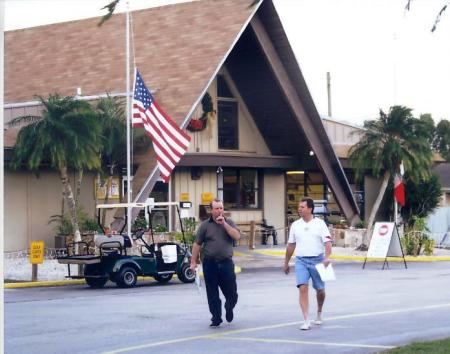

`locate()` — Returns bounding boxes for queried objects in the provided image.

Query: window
[218,168,259,209]
[218,100,238,150]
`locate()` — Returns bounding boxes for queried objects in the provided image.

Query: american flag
[132,69,191,183]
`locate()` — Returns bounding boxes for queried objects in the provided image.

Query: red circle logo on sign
[379,224,389,236]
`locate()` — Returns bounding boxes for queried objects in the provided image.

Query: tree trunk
[60,166,82,243]
[75,169,84,208]
[101,164,115,227]
[365,170,391,245]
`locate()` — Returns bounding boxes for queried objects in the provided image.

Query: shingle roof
[5,0,256,125]
[4,0,361,222]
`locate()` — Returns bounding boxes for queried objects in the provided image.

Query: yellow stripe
[253,249,450,261]
[4,267,241,289]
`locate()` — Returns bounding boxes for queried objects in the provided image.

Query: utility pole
[327,72,332,117]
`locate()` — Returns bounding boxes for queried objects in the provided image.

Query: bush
[49,207,102,235]
[401,216,434,256]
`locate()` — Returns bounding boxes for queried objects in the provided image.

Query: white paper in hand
[315,263,336,281]
[195,265,202,292]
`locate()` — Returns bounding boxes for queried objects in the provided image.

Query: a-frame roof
[4,0,360,223]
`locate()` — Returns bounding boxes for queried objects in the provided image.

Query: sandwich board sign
[363,222,407,269]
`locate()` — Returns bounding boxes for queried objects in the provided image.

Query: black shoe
[210,320,222,328]
[225,307,234,323]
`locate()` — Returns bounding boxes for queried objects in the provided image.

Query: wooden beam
[250,15,359,223]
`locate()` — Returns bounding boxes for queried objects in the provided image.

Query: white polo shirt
[288,217,331,257]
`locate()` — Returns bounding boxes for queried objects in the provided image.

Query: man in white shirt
[284,198,332,330]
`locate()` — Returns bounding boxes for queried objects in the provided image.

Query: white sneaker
[313,318,323,325]
[314,313,323,325]
[300,320,311,330]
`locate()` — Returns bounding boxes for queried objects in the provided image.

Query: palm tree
[9,94,102,243]
[348,105,433,242]
[96,95,126,225]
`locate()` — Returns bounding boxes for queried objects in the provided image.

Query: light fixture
[309,150,314,156]
[286,171,305,175]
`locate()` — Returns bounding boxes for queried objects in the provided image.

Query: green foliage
[171,218,198,245]
[96,94,126,177]
[422,237,436,256]
[132,216,148,232]
[354,220,366,229]
[383,337,450,353]
[434,119,450,161]
[401,216,434,256]
[399,174,441,225]
[49,207,101,235]
[9,94,102,172]
[349,106,433,184]
[153,224,168,233]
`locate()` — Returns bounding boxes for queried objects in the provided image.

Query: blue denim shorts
[295,255,325,290]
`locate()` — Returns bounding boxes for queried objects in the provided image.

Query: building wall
[364,176,384,222]
[263,171,286,243]
[4,170,97,251]
[187,74,270,155]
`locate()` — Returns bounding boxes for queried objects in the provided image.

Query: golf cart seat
[149,242,179,272]
[57,241,101,265]
[94,234,132,248]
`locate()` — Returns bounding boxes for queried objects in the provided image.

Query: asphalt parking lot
[5,259,450,354]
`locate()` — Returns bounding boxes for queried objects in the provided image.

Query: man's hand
[216,215,225,225]
[283,263,290,274]
[323,258,330,268]
[190,258,200,272]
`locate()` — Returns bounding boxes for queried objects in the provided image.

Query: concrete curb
[4,266,242,289]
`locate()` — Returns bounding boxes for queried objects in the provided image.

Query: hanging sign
[201,192,214,204]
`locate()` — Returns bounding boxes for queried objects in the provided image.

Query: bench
[236,220,278,248]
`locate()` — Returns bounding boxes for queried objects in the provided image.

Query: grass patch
[383,337,450,353]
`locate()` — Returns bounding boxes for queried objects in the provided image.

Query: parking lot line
[216,336,395,350]
[103,302,450,354]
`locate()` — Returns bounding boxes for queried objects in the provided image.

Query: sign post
[363,222,406,269]
[30,241,44,281]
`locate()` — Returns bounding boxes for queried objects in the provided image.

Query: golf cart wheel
[178,264,195,283]
[84,265,108,289]
[154,273,173,283]
[116,266,137,288]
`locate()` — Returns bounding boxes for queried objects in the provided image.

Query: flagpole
[126,1,132,238]
[394,198,398,226]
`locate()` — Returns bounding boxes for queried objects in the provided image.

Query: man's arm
[223,220,241,241]
[190,242,201,271]
[216,215,241,241]
[323,241,332,267]
[284,243,296,274]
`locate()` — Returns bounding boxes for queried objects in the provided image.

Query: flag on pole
[394,174,405,207]
[132,69,191,183]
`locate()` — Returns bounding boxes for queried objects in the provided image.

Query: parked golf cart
[57,201,196,288]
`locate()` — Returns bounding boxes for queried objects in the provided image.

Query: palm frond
[99,0,120,26]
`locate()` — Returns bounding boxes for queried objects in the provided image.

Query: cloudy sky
[4,0,450,126]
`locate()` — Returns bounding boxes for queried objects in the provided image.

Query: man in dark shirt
[190,198,241,327]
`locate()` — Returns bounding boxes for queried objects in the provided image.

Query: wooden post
[249,220,255,250]
[32,264,38,282]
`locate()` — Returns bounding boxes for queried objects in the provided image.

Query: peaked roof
[4,0,360,223]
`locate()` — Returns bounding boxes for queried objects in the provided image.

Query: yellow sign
[201,192,214,204]
[95,177,120,200]
[30,241,45,264]
[180,192,190,201]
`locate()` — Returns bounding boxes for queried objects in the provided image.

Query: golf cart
[57,201,196,288]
